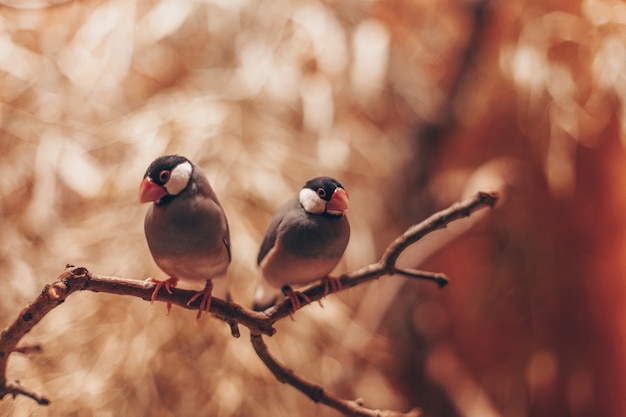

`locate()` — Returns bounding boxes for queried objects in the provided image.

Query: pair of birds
[139,155,350,318]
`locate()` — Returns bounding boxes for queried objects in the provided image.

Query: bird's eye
[316,187,326,198]
[159,170,171,183]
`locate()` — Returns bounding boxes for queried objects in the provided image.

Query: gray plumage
[254,177,350,309]
[142,155,230,300]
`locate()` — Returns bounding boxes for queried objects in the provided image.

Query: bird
[254,176,350,313]
[139,155,231,319]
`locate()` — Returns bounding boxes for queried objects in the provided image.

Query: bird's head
[298,176,349,217]
[139,155,193,205]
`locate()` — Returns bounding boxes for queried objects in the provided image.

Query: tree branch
[393,267,449,288]
[380,191,499,268]
[0,191,498,416]
[263,191,498,322]
[250,333,421,417]
[1,381,50,405]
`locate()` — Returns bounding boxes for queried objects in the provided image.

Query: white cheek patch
[164,161,193,196]
[299,188,326,214]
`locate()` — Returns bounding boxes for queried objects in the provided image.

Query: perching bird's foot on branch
[281,285,312,319]
[146,276,178,314]
[321,275,343,295]
[316,275,343,308]
[0,191,498,417]
[186,280,214,320]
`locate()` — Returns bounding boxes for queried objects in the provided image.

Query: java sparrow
[139,155,231,319]
[254,176,350,312]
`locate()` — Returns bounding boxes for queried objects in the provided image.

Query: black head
[302,177,346,201]
[144,155,191,186]
[140,155,194,205]
[299,176,349,215]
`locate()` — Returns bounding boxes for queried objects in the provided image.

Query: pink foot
[317,275,342,308]
[321,275,343,296]
[282,285,311,320]
[187,280,213,320]
[147,277,178,315]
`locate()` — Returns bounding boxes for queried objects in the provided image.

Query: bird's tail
[252,278,281,311]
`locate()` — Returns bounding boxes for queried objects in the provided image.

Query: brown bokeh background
[1,0,625,416]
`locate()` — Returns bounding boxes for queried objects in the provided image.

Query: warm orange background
[0,1,624,416]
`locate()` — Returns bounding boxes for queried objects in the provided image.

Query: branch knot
[46,282,68,301]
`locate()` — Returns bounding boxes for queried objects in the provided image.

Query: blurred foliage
[1,0,625,416]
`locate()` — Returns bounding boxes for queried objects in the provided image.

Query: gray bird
[254,177,350,311]
[139,155,230,319]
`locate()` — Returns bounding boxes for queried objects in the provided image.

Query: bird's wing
[192,167,232,263]
[257,197,299,265]
[257,214,283,265]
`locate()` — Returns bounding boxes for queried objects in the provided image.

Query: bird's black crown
[144,155,190,186]
[303,176,345,201]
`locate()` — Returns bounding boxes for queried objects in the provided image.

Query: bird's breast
[144,198,229,282]
[279,214,350,259]
[259,244,342,288]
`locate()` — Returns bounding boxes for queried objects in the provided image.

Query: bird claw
[322,275,342,296]
[282,286,311,319]
[316,276,342,308]
[187,281,213,320]
[147,277,179,314]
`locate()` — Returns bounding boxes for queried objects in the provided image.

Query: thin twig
[393,267,449,288]
[13,344,43,355]
[0,191,498,415]
[2,382,50,405]
[250,333,422,417]
[380,191,499,268]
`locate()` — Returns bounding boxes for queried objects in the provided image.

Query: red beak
[326,187,349,212]
[139,177,167,203]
